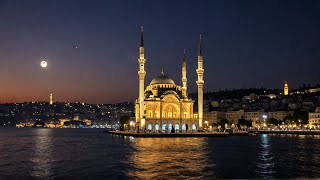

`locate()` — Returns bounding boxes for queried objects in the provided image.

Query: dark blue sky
[0,0,319,103]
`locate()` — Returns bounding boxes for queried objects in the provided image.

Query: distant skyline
[0,0,319,103]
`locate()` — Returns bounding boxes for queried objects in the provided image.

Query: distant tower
[50,93,53,105]
[284,81,289,95]
[181,49,187,99]
[196,35,204,129]
[138,26,146,130]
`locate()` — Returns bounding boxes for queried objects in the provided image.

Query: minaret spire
[137,26,146,132]
[140,26,144,47]
[196,34,204,130]
[198,35,202,56]
[182,49,187,98]
[161,67,164,75]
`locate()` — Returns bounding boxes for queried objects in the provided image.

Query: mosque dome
[149,67,175,85]
[150,75,175,85]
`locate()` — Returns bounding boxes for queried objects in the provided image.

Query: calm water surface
[0,128,320,179]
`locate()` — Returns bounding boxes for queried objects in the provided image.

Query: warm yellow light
[40,60,47,68]
[284,81,289,95]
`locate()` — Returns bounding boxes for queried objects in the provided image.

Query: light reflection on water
[127,138,207,179]
[1,128,320,178]
[256,134,275,178]
[30,129,53,178]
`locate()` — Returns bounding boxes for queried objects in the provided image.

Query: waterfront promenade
[249,130,320,135]
[107,131,248,137]
[108,130,320,137]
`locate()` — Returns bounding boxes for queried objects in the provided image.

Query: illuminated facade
[135,28,204,132]
[284,81,289,95]
[309,107,320,127]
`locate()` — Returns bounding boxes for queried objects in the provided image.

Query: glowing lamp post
[262,114,267,129]
[130,121,135,131]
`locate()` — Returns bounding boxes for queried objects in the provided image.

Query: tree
[246,119,253,127]
[237,117,247,128]
[219,118,229,129]
[267,118,280,126]
[119,115,130,131]
[238,117,253,128]
[284,115,294,125]
[293,110,308,124]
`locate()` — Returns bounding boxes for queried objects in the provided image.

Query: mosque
[135,28,204,133]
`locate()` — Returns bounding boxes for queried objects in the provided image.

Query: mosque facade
[135,28,204,132]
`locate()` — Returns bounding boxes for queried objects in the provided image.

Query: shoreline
[249,130,320,135]
[106,131,248,137]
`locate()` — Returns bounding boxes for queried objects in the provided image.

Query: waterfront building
[213,109,292,127]
[309,107,320,127]
[224,110,244,125]
[268,111,293,121]
[59,119,70,127]
[135,28,204,132]
[284,81,289,95]
[203,111,219,127]
[308,87,320,93]
[244,111,264,123]
[84,119,92,126]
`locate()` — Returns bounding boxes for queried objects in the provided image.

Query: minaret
[50,93,53,105]
[138,26,146,130]
[284,81,289,95]
[181,49,187,98]
[196,35,204,130]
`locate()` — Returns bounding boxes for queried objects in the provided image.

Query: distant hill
[189,88,281,101]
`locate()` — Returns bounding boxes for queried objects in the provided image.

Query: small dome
[150,75,175,85]
[144,90,153,98]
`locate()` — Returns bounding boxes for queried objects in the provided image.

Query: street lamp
[130,121,135,131]
[262,114,267,129]
[204,121,209,130]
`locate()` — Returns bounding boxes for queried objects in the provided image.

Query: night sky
[0,0,319,103]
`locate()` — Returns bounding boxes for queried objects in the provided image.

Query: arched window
[192,124,197,131]
[162,123,167,132]
[155,123,159,131]
[182,124,186,131]
[148,123,152,130]
[175,124,179,130]
[168,124,173,131]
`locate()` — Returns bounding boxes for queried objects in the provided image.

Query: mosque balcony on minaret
[196,68,204,75]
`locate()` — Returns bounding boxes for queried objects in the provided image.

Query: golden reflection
[30,129,53,178]
[127,138,207,179]
[256,134,275,178]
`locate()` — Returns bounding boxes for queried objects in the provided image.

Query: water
[0,128,320,179]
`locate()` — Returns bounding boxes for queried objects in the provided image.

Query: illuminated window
[162,123,167,132]
[155,124,160,131]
